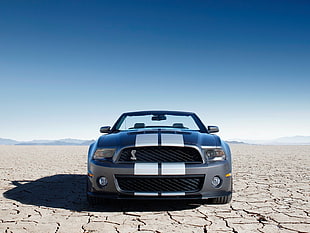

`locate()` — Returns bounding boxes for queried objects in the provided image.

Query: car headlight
[205,148,226,161]
[93,148,116,160]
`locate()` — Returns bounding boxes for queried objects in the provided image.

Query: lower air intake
[116,176,204,193]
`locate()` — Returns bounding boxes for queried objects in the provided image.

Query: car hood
[97,129,221,148]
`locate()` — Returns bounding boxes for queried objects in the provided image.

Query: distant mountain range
[0,136,309,146]
[227,136,310,145]
[0,138,95,146]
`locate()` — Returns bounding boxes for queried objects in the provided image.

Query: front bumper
[88,160,232,200]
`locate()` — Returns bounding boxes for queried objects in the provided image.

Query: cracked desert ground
[1,145,309,233]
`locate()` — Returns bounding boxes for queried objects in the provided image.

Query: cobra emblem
[130,149,137,161]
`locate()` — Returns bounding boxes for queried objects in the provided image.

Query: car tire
[207,178,233,204]
[207,193,232,204]
[87,194,102,205]
[86,178,103,205]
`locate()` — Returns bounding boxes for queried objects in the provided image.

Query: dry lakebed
[0,144,309,232]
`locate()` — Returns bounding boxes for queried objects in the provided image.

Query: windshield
[116,114,200,131]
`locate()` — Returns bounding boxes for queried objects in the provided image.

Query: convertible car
[87,111,232,204]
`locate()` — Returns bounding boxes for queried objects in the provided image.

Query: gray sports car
[87,111,232,204]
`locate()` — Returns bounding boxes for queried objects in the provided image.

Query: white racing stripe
[161,162,185,175]
[134,192,158,196]
[134,163,158,175]
[161,134,184,146]
[135,133,185,147]
[135,134,158,147]
[161,192,185,196]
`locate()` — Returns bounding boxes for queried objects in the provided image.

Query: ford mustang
[87,111,232,204]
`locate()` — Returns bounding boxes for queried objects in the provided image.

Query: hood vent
[128,129,191,135]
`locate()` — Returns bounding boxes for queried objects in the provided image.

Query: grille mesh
[116,176,204,192]
[118,146,202,163]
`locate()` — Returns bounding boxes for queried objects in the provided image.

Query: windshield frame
[110,111,208,133]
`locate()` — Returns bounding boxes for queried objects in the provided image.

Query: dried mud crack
[1,145,309,233]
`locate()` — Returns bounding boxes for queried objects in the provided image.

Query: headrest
[134,123,145,128]
[172,123,184,128]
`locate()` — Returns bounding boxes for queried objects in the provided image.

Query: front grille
[117,146,202,163]
[116,176,204,193]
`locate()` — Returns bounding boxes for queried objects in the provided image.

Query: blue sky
[0,0,309,141]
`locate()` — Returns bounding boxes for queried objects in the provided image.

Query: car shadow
[3,174,201,212]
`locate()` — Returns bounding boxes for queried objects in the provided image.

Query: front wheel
[86,178,103,205]
[208,177,233,204]
[87,193,103,205]
[207,193,232,204]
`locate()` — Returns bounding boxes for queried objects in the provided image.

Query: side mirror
[208,126,219,133]
[100,126,111,133]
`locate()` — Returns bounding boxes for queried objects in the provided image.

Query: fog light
[211,176,222,188]
[98,177,108,187]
